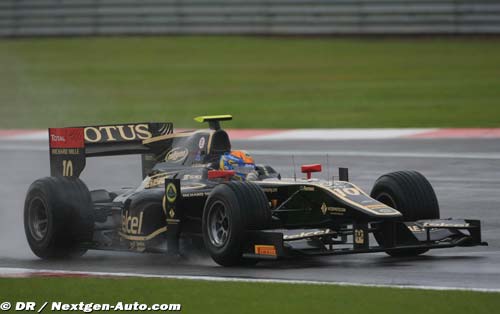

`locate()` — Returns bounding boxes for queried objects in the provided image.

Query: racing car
[24,115,486,266]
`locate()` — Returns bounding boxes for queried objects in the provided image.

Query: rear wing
[48,122,173,178]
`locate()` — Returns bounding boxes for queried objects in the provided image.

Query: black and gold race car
[24,115,486,266]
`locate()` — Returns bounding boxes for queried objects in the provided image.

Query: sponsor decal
[365,204,389,210]
[49,128,84,148]
[166,218,180,225]
[301,186,315,192]
[163,183,180,224]
[183,192,210,198]
[182,174,202,180]
[407,225,424,232]
[283,229,336,240]
[84,124,152,143]
[121,211,144,235]
[166,183,178,203]
[377,208,397,214]
[262,187,278,193]
[134,241,146,252]
[422,222,470,228]
[354,229,365,244]
[254,245,277,256]
[120,227,168,242]
[191,163,210,168]
[321,203,327,215]
[333,187,362,197]
[181,183,206,189]
[320,203,346,215]
[166,147,188,163]
[145,174,169,189]
[198,137,206,149]
[50,148,81,155]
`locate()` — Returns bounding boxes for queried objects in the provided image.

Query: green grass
[0,37,499,128]
[0,277,499,314]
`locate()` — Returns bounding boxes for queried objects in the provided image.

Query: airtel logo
[121,210,144,235]
[50,134,66,142]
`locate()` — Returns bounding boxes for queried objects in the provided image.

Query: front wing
[241,219,487,259]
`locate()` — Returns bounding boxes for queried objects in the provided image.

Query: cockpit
[142,115,279,183]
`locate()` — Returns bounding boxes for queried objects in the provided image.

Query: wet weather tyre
[370,171,440,257]
[202,181,271,266]
[24,176,95,259]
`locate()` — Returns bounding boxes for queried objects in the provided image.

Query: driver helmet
[219,150,256,180]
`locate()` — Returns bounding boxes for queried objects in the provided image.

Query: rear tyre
[370,171,439,257]
[24,176,95,259]
[202,181,271,266]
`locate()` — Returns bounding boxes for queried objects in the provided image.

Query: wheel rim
[28,197,49,241]
[207,200,230,248]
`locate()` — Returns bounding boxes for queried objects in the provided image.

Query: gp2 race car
[24,115,487,266]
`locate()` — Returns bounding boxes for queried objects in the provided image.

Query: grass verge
[0,277,499,314]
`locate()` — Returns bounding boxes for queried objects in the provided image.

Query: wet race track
[1,138,499,290]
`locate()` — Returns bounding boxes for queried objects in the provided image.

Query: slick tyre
[370,171,440,257]
[202,181,271,266]
[24,176,95,259]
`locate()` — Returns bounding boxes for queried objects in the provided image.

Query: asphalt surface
[0,138,499,290]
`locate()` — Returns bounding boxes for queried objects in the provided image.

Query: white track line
[0,267,498,293]
[251,150,500,160]
[250,129,437,140]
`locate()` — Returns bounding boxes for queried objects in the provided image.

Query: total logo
[49,128,84,148]
[50,134,65,142]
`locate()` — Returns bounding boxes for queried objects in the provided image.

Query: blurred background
[0,0,499,129]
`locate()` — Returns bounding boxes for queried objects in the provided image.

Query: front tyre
[370,170,439,257]
[202,181,271,266]
[24,176,95,259]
